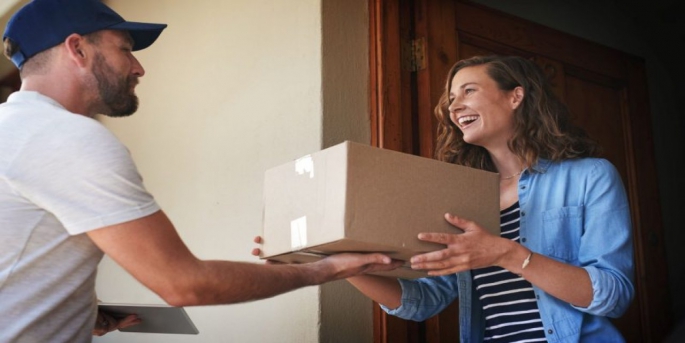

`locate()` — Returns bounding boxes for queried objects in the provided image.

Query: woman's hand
[92,311,141,336]
[409,213,514,276]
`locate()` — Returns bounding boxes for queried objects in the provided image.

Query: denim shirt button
[521,185,526,190]
[547,329,554,335]
[521,211,526,216]
[521,237,527,243]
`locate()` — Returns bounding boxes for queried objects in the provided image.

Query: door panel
[565,75,629,180]
[371,0,671,342]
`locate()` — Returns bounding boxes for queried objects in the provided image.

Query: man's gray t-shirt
[0,91,160,342]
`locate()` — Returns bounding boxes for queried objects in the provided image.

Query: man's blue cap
[3,0,168,68]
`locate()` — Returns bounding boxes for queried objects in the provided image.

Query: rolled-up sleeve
[572,159,634,317]
[381,274,460,322]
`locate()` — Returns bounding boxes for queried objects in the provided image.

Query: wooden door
[0,69,20,103]
[370,1,672,342]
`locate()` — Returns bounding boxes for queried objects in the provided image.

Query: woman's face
[448,65,521,150]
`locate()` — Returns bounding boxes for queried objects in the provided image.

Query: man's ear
[64,33,88,67]
[511,86,524,110]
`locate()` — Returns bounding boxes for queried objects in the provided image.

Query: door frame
[369,0,672,342]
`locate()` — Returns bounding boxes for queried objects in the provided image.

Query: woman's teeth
[458,115,478,127]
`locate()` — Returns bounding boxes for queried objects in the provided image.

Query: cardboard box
[261,141,499,279]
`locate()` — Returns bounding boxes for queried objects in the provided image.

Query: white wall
[93,0,370,342]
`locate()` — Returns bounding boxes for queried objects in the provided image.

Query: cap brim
[109,21,167,51]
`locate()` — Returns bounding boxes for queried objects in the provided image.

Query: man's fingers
[92,312,119,336]
[363,259,404,274]
[118,314,141,329]
[93,314,141,335]
[374,254,392,264]
[105,314,119,332]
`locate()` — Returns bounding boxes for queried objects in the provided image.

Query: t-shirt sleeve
[8,116,160,235]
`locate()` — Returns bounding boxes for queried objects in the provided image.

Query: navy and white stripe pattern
[471,202,547,342]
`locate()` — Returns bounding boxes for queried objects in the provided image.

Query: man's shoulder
[1,105,126,169]
[2,94,105,133]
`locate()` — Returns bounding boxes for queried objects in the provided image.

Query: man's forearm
[163,260,325,306]
[89,211,396,307]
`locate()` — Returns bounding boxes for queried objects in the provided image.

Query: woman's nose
[448,99,464,114]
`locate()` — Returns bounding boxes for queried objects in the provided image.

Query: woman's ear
[511,86,525,110]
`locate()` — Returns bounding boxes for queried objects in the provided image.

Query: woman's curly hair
[434,55,600,172]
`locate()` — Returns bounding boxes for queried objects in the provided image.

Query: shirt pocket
[541,206,584,263]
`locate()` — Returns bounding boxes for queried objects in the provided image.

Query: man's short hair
[3,37,53,76]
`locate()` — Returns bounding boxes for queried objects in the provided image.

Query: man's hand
[313,252,404,282]
[251,236,403,281]
[92,311,141,336]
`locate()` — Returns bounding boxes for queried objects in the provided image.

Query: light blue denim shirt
[382,158,635,342]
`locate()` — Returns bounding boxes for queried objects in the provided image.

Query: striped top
[471,202,547,342]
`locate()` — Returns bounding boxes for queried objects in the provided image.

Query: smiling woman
[434,56,600,173]
[348,55,635,343]
[446,64,522,151]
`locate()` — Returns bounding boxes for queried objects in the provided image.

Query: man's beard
[91,52,139,117]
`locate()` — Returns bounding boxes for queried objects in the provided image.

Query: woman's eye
[465,88,475,94]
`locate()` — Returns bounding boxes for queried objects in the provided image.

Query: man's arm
[87,210,397,306]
